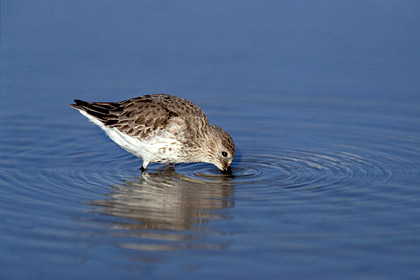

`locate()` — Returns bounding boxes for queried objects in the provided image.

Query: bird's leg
[140,161,149,173]
[164,163,175,173]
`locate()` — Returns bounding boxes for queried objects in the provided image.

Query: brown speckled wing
[71,94,208,139]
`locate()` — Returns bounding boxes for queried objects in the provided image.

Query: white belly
[79,110,183,163]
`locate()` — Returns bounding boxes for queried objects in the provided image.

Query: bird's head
[204,125,235,174]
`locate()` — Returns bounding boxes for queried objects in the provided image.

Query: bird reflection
[88,167,234,251]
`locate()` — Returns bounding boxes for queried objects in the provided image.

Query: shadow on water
[87,167,234,251]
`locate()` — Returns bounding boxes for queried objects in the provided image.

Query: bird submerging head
[70,94,235,174]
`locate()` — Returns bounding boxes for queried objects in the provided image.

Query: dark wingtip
[69,99,86,109]
[69,99,119,124]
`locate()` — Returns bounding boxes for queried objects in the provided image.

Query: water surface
[1,1,420,279]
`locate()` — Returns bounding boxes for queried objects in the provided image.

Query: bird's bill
[221,166,232,175]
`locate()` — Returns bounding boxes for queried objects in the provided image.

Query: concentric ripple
[165,147,392,188]
[234,148,392,188]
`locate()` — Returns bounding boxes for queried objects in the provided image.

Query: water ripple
[224,148,395,198]
[1,113,418,255]
[147,147,395,195]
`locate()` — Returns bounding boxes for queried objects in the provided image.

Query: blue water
[2,1,420,279]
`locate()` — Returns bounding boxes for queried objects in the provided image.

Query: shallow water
[2,1,420,279]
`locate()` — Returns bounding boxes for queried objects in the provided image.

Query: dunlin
[70,94,235,174]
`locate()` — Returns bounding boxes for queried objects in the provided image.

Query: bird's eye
[222,151,228,157]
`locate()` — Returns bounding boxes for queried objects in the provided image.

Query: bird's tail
[70,100,121,124]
